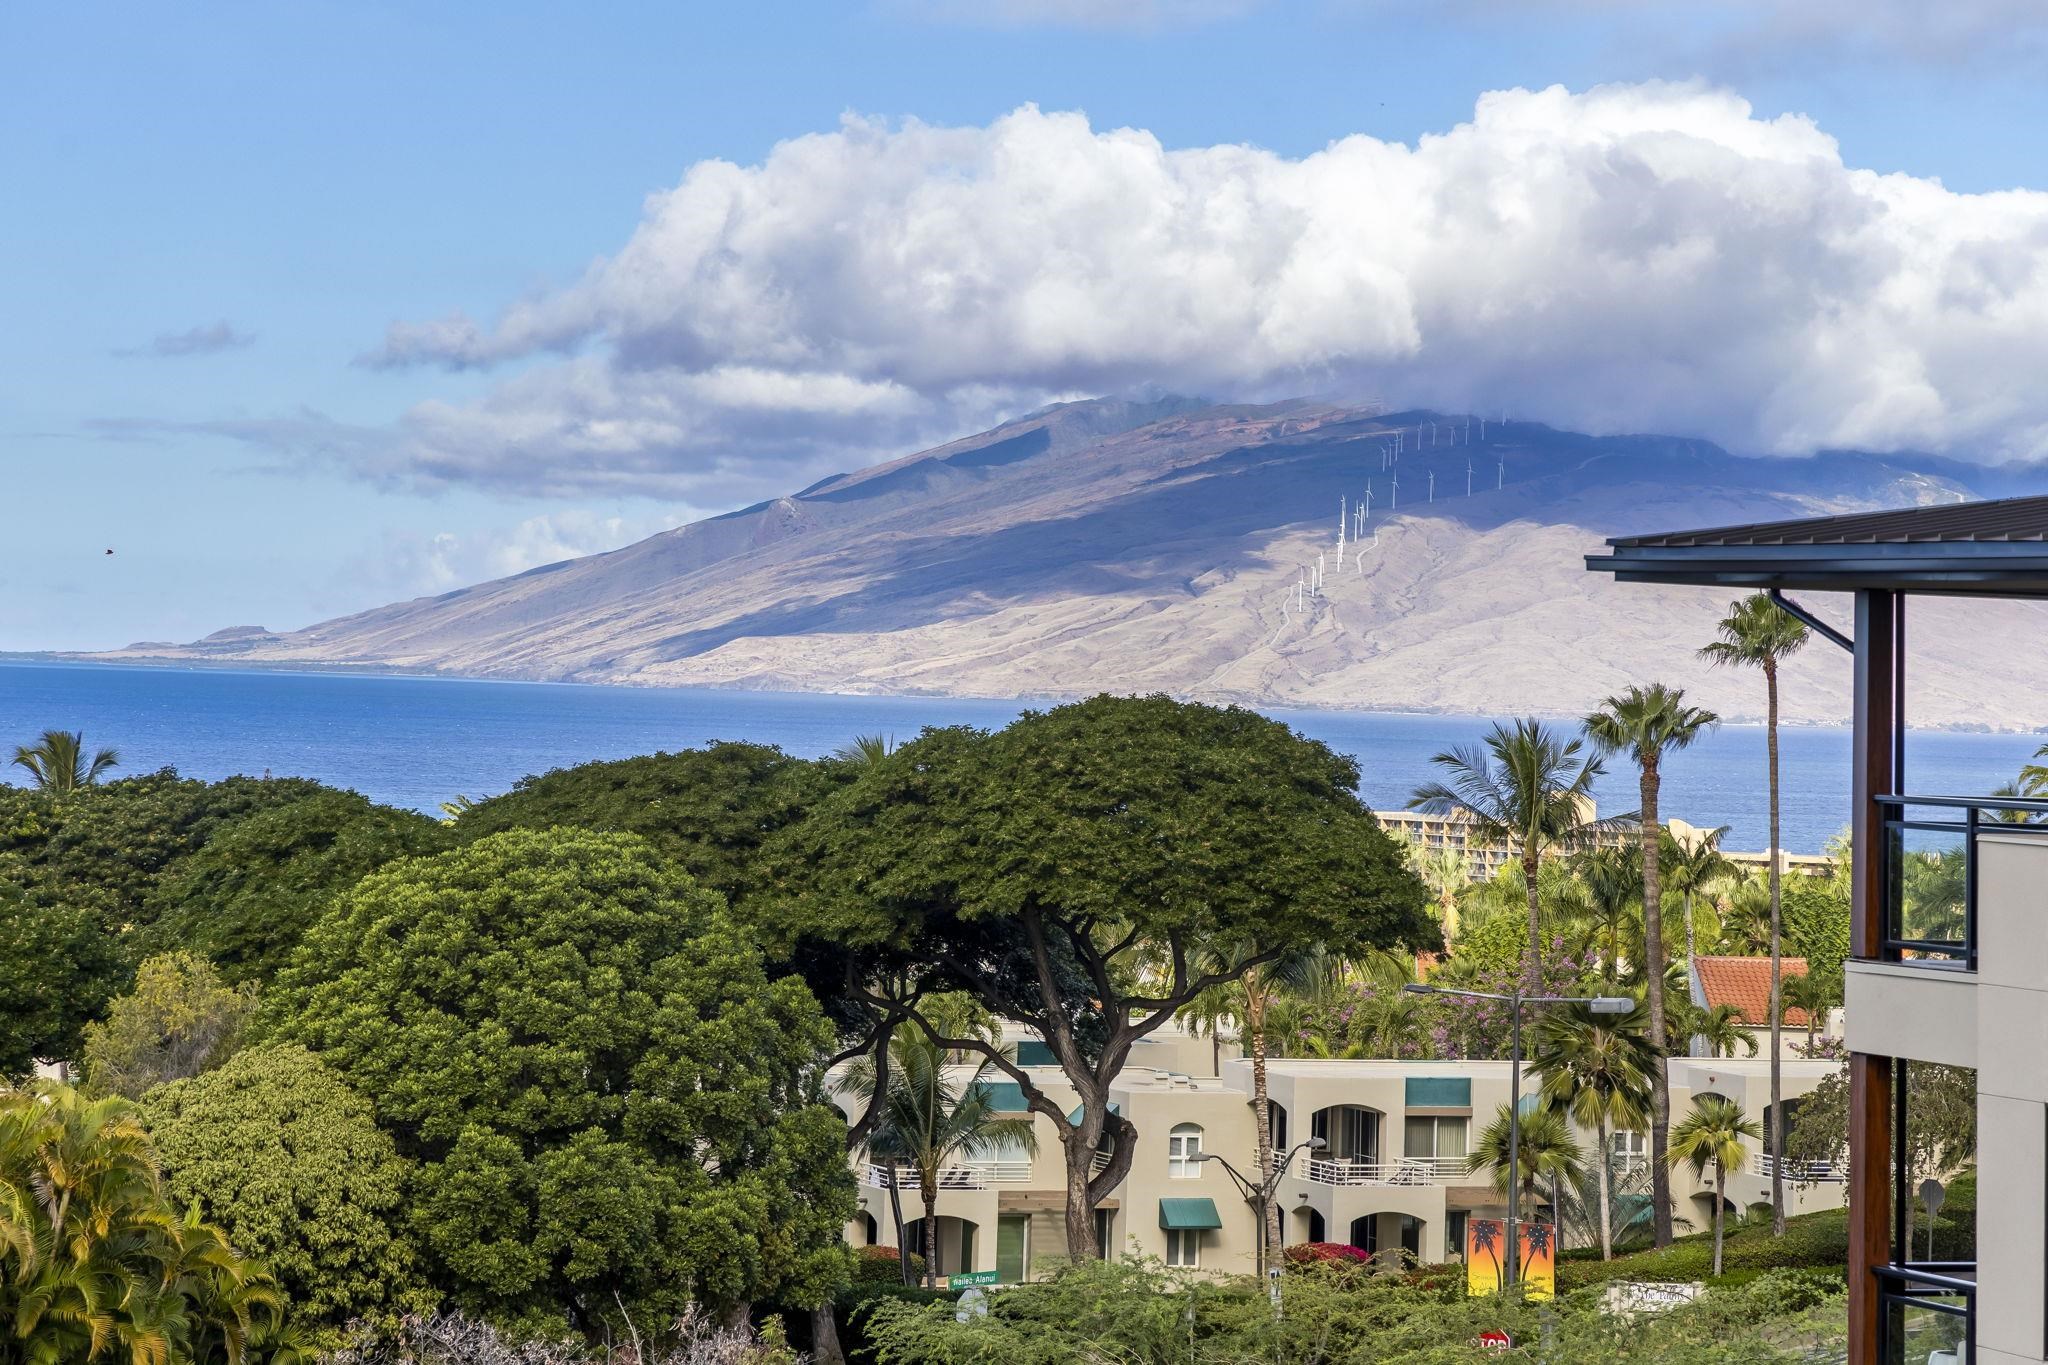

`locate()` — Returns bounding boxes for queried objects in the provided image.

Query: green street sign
[949,1270,1000,1288]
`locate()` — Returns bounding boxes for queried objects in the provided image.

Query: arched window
[1168,1122,1204,1179]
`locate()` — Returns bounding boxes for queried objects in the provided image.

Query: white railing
[864,1160,1034,1190]
[1091,1150,1119,1183]
[1751,1154,1845,1183]
[1302,1155,1468,1187]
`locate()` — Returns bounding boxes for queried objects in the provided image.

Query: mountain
[91,398,2048,729]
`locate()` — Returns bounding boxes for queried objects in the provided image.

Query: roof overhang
[1586,540,2048,598]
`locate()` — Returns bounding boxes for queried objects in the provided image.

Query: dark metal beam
[1768,589,1853,652]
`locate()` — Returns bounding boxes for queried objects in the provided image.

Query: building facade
[837,1024,1843,1283]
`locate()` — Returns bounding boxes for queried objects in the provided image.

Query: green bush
[852,1244,926,1286]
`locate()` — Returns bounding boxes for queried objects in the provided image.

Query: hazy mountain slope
[97,399,2048,729]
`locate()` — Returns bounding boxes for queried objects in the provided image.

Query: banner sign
[1465,1218,1556,1301]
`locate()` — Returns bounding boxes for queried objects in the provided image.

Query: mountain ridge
[79,398,2048,730]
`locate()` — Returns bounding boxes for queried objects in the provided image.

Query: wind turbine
[1336,496,1346,570]
[1427,470,1435,503]
[1466,459,1474,496]
[1497,454,1505,489]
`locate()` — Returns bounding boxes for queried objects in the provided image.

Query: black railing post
[1893,1055,1909,1266]
[1965,803,1980,973]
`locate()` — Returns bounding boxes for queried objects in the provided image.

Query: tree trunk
[810,1304,847,1365]
[1552,1171,1565,1252]
[1596,1115,1614,1261]
[1767,659,1786,1236]
[922,1187,940,1289]
[1063,1138,1098,1260]
[889,1162,912,1286]
[1642,757,1675,1249]
[1523,847,1543,991]
[1249,979,1281,1266]
[1713,1166,1726,1276]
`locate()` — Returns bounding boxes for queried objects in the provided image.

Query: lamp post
[1402,984,1632,1293]
[1196,1134,1328,1284]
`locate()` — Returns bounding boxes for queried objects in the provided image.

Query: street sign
[949,1269,1000,1288]
[1477,1330,1512,1349]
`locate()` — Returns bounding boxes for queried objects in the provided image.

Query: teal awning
[1068,1100,1121,1124]
[1405,1077,1471,1108]
[1159,1198,1223,1231]
[979,1082,1030,1112]
[1014,1040,1056,1067]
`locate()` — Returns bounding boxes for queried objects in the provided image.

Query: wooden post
[1847,589,1898,1364]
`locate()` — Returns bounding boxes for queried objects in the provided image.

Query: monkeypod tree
[270,827,855,1337]
[767,695,1436,1258]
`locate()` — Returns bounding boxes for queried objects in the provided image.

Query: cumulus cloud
[338,85,2048,497]
[117,321,255,358]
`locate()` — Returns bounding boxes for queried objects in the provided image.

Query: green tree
[269,827,853,1336]
[1787,1060,1976,1252]
[1584,683,1717,1251]
[1668,1094,1764,1275]
[9,729,119,791]
[1781,846,1850,993]
[82,951,258,1099]
[0,885,123,1075]
[144,1044,433,1332]
[1700,592,1809,1235]
[1662,824,1733,970]
[1410,718,1608,988]
[1779,970,1837,1053]
[450,743,827,910]
[846,1034,1035,1288]
[767,695,1435,1259]
[1529,1000,1655,1261]
[1468,1102,1587,1255]
[0,1081,287,1363]
[1688,1003,1760,1059]
[1564,845,1642,984]
[144,788,446,984]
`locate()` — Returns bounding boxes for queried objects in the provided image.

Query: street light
[1195,1134,1328,1285]
[1402,983,1633,1294]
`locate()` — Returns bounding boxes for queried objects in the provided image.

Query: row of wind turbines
[1283,414,1516,619]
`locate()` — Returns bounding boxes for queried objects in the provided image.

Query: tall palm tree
[846,1033,1036,1288]
[1700,592,1807,1235]
[1661,824,1733,970]
[1410,718,1609,988]
[9,729,119,791]
[1583,684,1718,1250]
[1468,1102,1587,1253]
[1712,868,1774,955]
[1668,1094,1764,1275]
[1409,843,1473,940]
[1529,1000,1656,1261]
[1566,845,1642,984]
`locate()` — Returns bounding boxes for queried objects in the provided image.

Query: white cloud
[346,510,685,600]
[117,320,256,358]
[339,84,2048,495]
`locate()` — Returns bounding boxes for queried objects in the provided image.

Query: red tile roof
[1693,955,1810,1026]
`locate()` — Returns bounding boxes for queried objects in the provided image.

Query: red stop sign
[1477,1330,1512,1349]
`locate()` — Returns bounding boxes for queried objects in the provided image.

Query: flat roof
[1587,494,2048,595]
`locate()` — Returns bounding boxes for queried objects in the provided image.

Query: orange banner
[1464,1219,1555,1300]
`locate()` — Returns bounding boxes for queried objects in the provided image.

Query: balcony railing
[1873,1262,1973,1364]
[863,1160,1033,1190]
[1302,1155,1468,1186]
[1750,1154,1845,1183]
[1872,793,2048,970]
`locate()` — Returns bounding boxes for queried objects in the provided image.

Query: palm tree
[1583,684,1718,1250]
[1700,592,1808,1236]
[1529,1000,1655,1261]
[1712,868,1773,955]
[1689,1003,1761,1058]
[9,729,119,791]
[846,1033,1036,1288]
[1409,843,1473,940]
[1566,845,1642,984]
[1667,1095,1764,1275]
[1468,1102,1587,1255]
[1661,824,1733,970]
[833,733,896,765]
[1780,970,1837,1052]
[1410,718,1609,988]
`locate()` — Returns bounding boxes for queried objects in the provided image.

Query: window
[1610,1130,1648,1172]
[1403,1116,1469,1162]
[1447,1211,1469,1261]
[996,1214,1030,1283]
[1165,1228,1201,1268]
[1168,1122,1204,1178]
[1094,1208,1116,1259]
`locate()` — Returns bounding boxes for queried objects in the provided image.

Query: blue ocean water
[0,660,2038,855]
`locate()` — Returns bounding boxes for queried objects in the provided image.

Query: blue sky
[7,0,2048,650]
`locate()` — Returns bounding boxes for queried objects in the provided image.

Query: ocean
[1,660,2038,856]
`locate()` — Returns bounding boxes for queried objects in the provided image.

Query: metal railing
[1301,1155,1469,1186]
[1871,793,2048,971]
[863,1160,1033,1190]
[1750,1154,1845,1183]
[1873,1262,1974,1365]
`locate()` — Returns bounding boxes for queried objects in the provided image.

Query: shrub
[853,1245,927,1285]
[1284,1242,1371,1265]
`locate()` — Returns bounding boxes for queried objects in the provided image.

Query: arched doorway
[1292,1206,1325,1244]
[1312,1104,1384,1175]
[860,1211,878,1246]
[1348,1215,1377,1256]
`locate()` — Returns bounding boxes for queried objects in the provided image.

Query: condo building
[835,1023,1842,1282]
[1592,494,2048,1364]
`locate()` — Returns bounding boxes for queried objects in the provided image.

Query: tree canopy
[269,826,853,1336]
[765,694,1435,1255]
[82,950,258,1098]
[145,1043,434,1332]
[0,885,124,1074]
[144,786,447,983]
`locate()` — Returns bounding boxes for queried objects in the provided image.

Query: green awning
[1015,1040,1056,1067]
[979,1082,1030,1112]
[1405,1077,1471,1108]
[1068,1100,1121,1124]
[1158,1198,1223,1231]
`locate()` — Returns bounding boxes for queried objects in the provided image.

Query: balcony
[863,1160,1032,1190]
[1873,793,2048,970]
[1750,1153,1845,1183]
[1301,1155,1467,1187]
[1873,1262,1974,1365]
